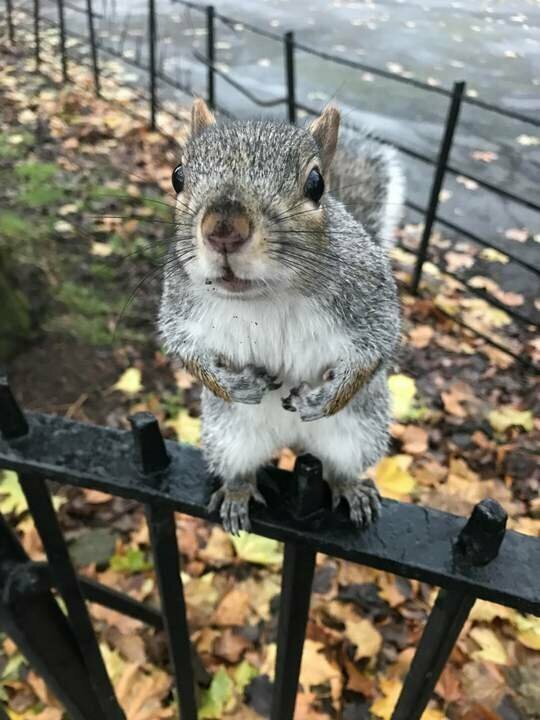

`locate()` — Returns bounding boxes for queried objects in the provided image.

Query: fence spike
[284,31,296,124]
[0,377,28,440]
[128,411,170,478]
[206,5,215,108]
[291,453,328,518]
[390,498,508,720]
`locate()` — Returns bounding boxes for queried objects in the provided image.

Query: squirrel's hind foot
[330,477,381,528]
[208,480,267,535]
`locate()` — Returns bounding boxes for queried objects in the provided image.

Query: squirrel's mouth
[214,266,253,293]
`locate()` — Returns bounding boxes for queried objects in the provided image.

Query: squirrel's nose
[201,211,251,254]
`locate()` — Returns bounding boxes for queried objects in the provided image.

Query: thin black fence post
[206,5,215,109]
[86,0,100,96]
[129,413,198,720]
[0,514,104,720]
[284,31,296,124]
[33,0,40,69]
[0,376,28,439]
[270,456,319,720]
[411,80,465,293]
[56,0,68,82]
[391,499,507,720]
[19,474,126,720]
[5,0,14,43]
[148,0,157,129]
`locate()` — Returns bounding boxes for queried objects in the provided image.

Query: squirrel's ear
[308,105,340,172]
[191,98,216,137]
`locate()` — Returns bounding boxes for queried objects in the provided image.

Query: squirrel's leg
[302,386,390,527]
[202,392,279,534]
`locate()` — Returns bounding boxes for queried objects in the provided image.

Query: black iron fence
[1,377,540,719]
[2,0,540,368]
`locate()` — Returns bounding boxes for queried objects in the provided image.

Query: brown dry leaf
[32,711,63,720]
[83,488,113,504]
[409,324,434,348]
[114,633,147,664]
[295,691,329,720]
[117,664,172,720]
[345,618,383,661]
[400,425,429,454]
[435,665,462,703]
[213,628,251,663]
[343,656,376,695]
[472,150,498,163]
[414,460,448,487]
[174,368,195,389]
[441,381,475,418]
[199,526,235,567]
[298,640,342,704]
[90,603,144,634]
[463,706,503,720]
[504,227,528,243]
[445,251,475,272]
[212,588,251,626]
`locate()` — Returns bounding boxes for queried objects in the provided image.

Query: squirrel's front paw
[281,380,332,421]
[330,478,381,527]
[214,360,281,404]
[208,482,267,535]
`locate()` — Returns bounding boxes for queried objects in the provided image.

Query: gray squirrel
[159,99,404,534]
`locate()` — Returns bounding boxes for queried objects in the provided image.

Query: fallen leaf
[212,588,251,626]
[471,150,498,163]
[0,471,27,515]
[470,627,508,665]
[375,455,416,499]
[113,367,143,395]
[400,425,429,454]
[504,228,528,243]
[488,407,534,434]
[388,374,417,421]
[91,241,113,257]
[174,368,195,389]
[480,248,508,264]
[456,175,479,190]
[516,134,539,146]
[231,533,283,566]
[345,618,382,661]
[445,251,475,272]
[408,324,434,348]
[165,409,201,445]
[198,668,234,719]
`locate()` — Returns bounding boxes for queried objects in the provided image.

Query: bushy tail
[330,128,405,248]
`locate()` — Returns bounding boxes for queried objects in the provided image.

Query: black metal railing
[1,377,540,719]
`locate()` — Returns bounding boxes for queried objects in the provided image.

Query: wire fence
[2,0,539,370]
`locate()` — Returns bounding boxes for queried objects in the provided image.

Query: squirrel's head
[171,99,340,298]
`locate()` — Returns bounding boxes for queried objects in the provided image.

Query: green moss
[15,162,58,183]
[0,211,34,242]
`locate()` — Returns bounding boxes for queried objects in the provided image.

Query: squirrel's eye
[304,168,324,204]
[172,164,184,193]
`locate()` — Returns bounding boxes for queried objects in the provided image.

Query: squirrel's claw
[213,361,281,404]
[208,482,266,535]
[330,478,381,528]
[281,381,327,422]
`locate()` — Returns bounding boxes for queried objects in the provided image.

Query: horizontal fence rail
[0,379,539,720]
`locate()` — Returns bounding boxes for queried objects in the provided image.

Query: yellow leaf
[388,374,416,421]
[375,455,416,499]
[345,618,382,660]
[165,409,201,445]
[470,627,508,665]
[231,532,283,566]
[511,613,540,649]
[0,470,27,515]
[488,406,533,434]
[470,600,513,624]
[113,367,142,395]
[480,248,509,264]
[371,679,446,719]
[91,241,113,257]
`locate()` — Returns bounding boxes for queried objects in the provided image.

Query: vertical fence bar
[391,499,507,720]
[270,456,319,720]
[129,413,198,719]
[0,514,104,720]
[20,474,126,720]
[206,4,215,109]
[0,376,28,439]
[86,0,100,96]
[56,0,68,82]
[270,542,316,720]
[284,31,296,124]
[411,80,465,294]
[5,0,14,43]
[33,0,40,69]
[148,0,157,129]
